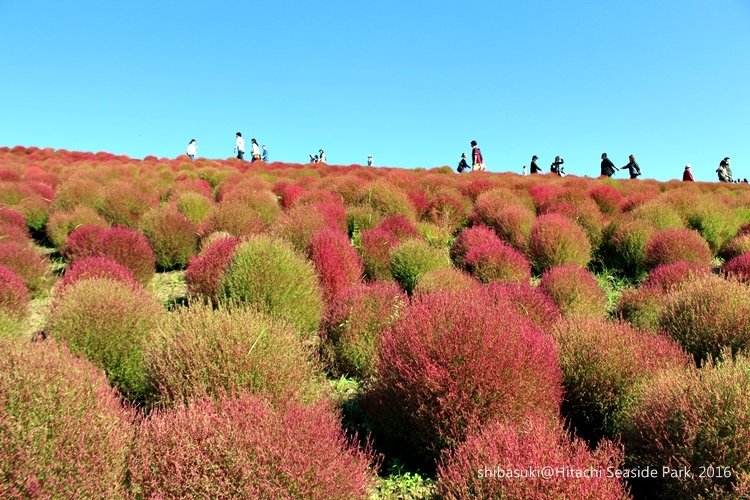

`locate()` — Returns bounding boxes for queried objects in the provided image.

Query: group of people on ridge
[185,133,269,162]
[309,149,327,163]
[456,140,486,172]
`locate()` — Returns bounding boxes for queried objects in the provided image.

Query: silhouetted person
[624,154,641,179]
[551,156,564,176]
[262,145,268,162]
[457,153,470,173]
[367,154,373,166]
[530,155,543,174]
[251,138,261,162]
[471,140,486,171]
[318,149,327,163]
[186,139,197,160]
[600,153,618,177]
[234,132,245,160]
[717,159,730,182]
[683,164,695,182]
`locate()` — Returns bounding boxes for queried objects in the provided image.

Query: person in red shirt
[470,140,486,171]
[683,164,695,181]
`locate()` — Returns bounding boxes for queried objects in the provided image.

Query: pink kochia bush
[643,260,712,292]
[463,238,531,284]
[0,339,134,499]
[185,235,241,303]
[57,256,138,294]
[721,252,750,282]
[359,227,399,281]
[365,289,562,466]
[308,229,363,302]
[0,264,29,318]
[0,241,50,295]
[436,416,630,500]
[61,224,108,262]
[528,213,592,273]
[128,394,377,499]
[539,264,607,318]
[644,228,712,271]
[450,225,500,269]
[485,282,562,332]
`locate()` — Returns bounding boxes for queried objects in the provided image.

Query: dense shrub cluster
[463,238,531,284]
[0,264,29,319]
[366,289,562,466]
[58,256,138,294]
[540,264,607,318]
[413,267,478,295]
[0,242,50,295]
[436,416,630,500]
[308,229,363,302]
[129,394,377,499]
[185,235,241,302]
[0,339,134,498]
[528,213,592,273]
[140,204,198,269]
[48,277,164,402]
[645,228,713,270]
[389,238,452,294]
[619,355,750,499]
[45,205,108,248]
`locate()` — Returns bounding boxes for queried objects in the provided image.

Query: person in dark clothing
[600,153,618,177]
[717,159,730,182]
[550,156,564,176]
[530,155,543,174]
[624,154,641,179]
[457,153,470,173]
[683,164,695,182]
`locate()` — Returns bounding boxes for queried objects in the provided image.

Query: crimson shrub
[539,264,607,318]
[528,213,592,273]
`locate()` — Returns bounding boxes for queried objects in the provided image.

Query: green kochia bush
[552,318,690,443]
[389,238,451,294]
[129,394,377,499]
[0,339,134,498]
[147,304,326,407]
[140,205,199,270]
[658,274,750,363]
[528,213,591,274]
[219,236,324,339]
[47,278,164,403]
[619,355,750,499]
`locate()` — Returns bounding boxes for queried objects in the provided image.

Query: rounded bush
[643,261,711,292]
[450,225,499,269]
[389,238,452,294]
[375,214,420,241]
[97,181,158,227]
[528,214,592,274]
[629,198,684,230]
[645,228,712,270]
[553,318,690,442]
[722,253,750,282]
[0,221,30,244]
[413,267,478,296]
[686,197,742,253]
[464,239,531,284]
[366,290,562,466]
[58,256,138,294]
[0,265,29,318]
[0,242,50,295]
[417,221,454,248]
[47,278,164,403]
[61,224,108,262]
[359,227,399,281]
[175,190,213,224]
[147,304,326,407]
[220,188,282,227]
[322,282,407,379]
[346,205,382,235]
[356,180,416,220]
[140,205,198,269]
[616,286,668,331]
[270,204,328,253]
[619,356,750,499]
[185,235,241,303]
[658,274,750,363]
[51,179,104,212]
[98,226,156,283]
[0,206,28,231]
[0,339,134,498]
[605,219,655,278]
[423,188,470,230]
[469,192,535,251]
[45,206,108,248]
[720,234,750,261]
[589,184,624,216]
[219,236,324,338]
[436,416,630,500]
[540,264,607,318]
[129,394,376,500]
[485,282,562,332]
[309,229,363,302]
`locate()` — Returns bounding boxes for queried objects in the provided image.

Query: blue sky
[1,0,748,181]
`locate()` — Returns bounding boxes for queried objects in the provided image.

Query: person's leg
[237,151,244,161]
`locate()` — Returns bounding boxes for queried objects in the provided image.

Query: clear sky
[1,0,748,181]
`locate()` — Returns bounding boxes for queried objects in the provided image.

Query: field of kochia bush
[2,145,750,498]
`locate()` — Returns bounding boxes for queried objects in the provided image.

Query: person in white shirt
[318,149,326,163]
[262,145,268,162]
[251,138,261,162]
[186,139,197,160]
[367,154,373,166]
[234,132,245,160]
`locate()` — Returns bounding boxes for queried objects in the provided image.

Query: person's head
[470,140,477,147]
[532,155,538,161]
[555,156,561,161]
[262,145,267,149]
[236,132,242,137]
[368,154,372,158]
[629,154,635,161]
[724,157,731,162]
[461,153,467,158]
[189,139,196,144]
[251,138,257,144]
[601,153,607,159]
[685,164,692,170]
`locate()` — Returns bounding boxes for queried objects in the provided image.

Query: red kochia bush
[450,225,499,269]
[0,339,134,499]
[485,282,562,332]
[98,226,156,284]
[129,394,376,499]
[644,228,712,270]
[309,229,363,302]
[539,264,607,318]
[139,205,198,269]
[366,290,562,466]
[0,207,27,231]
[185,235,241,302]
[58,256,138,294]
[0,242,50,295]
[721,253,750,283]
[643,260,711,292]
[273,182,306,208]
[589,184,624,215]
[61,224,108,262]
[464,239,531,284]
[528,213,592,273]
[436,417,630,500]
[0,264,29,317]
[375,214,420,241]
[359,227,399,281]
[469,191,535,251]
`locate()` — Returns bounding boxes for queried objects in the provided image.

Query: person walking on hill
[318,149,327,163]
[262,145,268,162]
[457,153,470,173]
[723,157,733,181]
[470,140,486,172]
[367,154,373,166]
[234,132,245,161]
[600,153,618,177]
[530,155,543,174]
[551,156,564,176]
[251,139,261,162]
[186,139,197,160]
[624,154,641,179]
[683,164,695,181]
[717,159,730,182]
